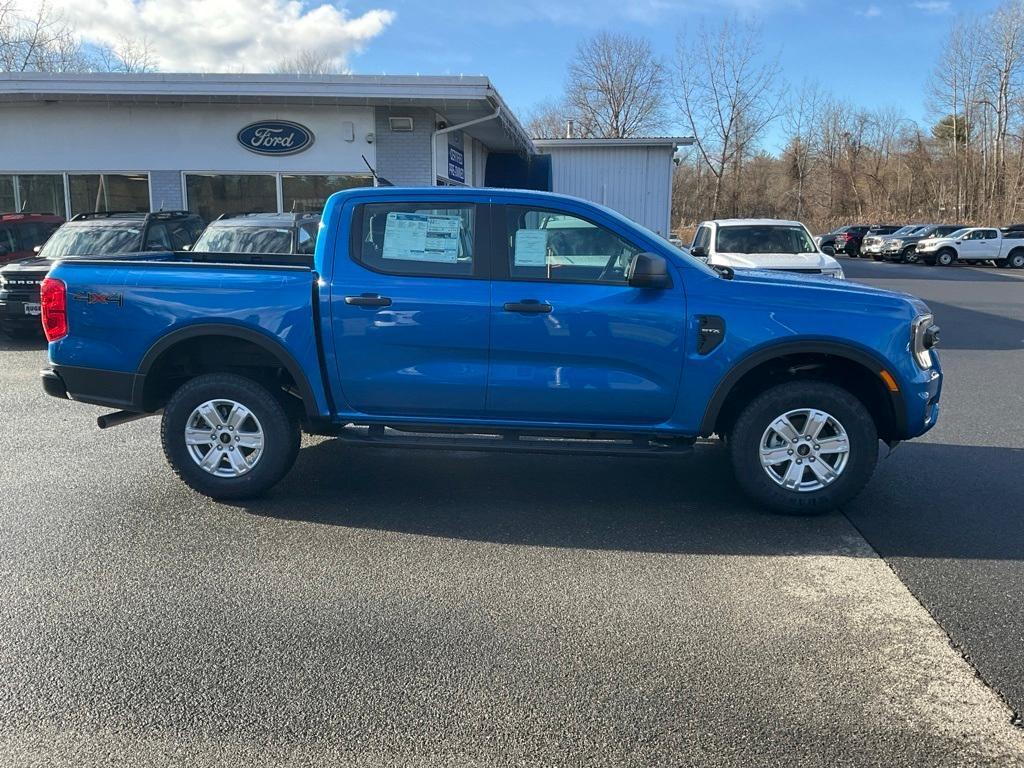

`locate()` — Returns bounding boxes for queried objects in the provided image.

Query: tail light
[40,277,67,341]
[837,233,851,242]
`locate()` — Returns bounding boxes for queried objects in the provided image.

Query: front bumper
[0,299,42,326]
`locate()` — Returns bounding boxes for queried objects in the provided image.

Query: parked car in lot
[818,225,870,257]
[881,224,965,263]
[0,212,64,267]
[191,212,321,257]
[859,226,906,260]
[690,219,845,278]
[916,227,1024,267]
[39,187,943,516]
[0,210,203,337]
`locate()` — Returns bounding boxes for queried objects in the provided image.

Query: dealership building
[0,73,689,236]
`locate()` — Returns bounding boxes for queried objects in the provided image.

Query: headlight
[889,239,903,248]
[918,240,936,250]
[912,314,940,368]
[823,267,845,279]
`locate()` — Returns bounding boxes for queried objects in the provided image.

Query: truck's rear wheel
[729,381,878,515]
[1008,251,1024,269]
[161,373,300,499]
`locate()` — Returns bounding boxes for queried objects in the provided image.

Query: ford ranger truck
[916,226,1024,268]
[39,188,943,515]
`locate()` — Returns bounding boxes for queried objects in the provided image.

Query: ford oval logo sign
[237,120,314,156]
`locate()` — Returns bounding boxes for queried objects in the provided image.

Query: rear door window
[354,202,479,278]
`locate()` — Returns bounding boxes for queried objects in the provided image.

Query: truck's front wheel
[161,373,300,499]
[729,381,878,515]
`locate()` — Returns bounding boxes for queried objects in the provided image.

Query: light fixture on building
[388,116,414,132]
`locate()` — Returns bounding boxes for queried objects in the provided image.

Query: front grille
[0,274,46,302]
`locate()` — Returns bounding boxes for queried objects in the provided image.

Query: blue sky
[349,0,999,152]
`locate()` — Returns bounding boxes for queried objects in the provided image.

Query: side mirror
[690,245,707,259]
[181,244,191,251]
[627,252,671,289]
[32,245,42,254]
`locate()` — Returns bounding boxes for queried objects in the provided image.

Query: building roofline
[534,137,695,148]
[0,71,536,155]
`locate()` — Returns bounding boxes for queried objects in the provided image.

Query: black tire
[1007,250,1024,269]
[728,381,879,516]
[902,248,919,264]
[161,373,300,499]
[936,248,956,266]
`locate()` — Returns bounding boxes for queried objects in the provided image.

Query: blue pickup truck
[39,188,942,514]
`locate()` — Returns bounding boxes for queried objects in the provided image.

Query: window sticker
[382,212,462,263]
[513,229,548,267]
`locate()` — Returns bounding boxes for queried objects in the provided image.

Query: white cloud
[32,0,395,72]
[858,4,883,17]
[912,0,952,13]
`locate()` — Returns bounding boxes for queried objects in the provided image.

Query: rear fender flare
[135,323,320,418]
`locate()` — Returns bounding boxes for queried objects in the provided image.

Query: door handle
[503,300,552,314]
[345,293,392,308]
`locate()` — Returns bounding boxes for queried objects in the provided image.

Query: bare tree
[273,49,346,75]
[781,80,824,219]
[564,31,666,138]
[94,36,158,73]
[673,18,780,217]
[0,0,89,72]
[524,98,572,139]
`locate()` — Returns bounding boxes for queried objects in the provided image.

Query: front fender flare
[698,340,906,437]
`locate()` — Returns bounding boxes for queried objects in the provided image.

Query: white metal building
[535,137,693,237]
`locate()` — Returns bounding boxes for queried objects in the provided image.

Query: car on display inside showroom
[916,226,1024,267]
[38,188,942,515]
[0,210,203,337]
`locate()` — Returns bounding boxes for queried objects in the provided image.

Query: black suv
[0,210,203,337]
[881,224,966,263]
[191,212,321,257]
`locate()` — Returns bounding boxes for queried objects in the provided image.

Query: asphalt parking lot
[2,258,1023,767]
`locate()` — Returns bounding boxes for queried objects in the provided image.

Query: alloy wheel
[759,408,851,492]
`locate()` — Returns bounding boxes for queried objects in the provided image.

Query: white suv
[690,219,845,278]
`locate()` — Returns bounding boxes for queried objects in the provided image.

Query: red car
[0,213,65,267]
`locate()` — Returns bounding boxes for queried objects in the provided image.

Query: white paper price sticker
[513,229,548,267]
[382,213,463,263]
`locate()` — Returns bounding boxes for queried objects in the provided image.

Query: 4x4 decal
[71,291,123,307]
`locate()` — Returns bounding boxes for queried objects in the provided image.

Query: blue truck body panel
[46,187,941,442]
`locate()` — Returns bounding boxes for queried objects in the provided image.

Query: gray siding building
[535,138,692,237]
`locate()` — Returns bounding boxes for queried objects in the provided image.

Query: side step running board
[334,424,695,457]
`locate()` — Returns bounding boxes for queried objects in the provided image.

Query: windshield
[716,225,818,254]
[909,226,932,236]
[892,226,919,236]
[946,228,969,239]
[40,223,142,258]
[193,226,293,254]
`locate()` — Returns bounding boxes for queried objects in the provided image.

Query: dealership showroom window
[0,172,372,221]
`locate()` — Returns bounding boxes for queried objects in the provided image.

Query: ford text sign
[237,121,314,156]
